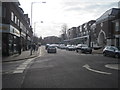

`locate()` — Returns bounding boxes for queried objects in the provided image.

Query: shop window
[13,36,19,53]
[8,34,14,54]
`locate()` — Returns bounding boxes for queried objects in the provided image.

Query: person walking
[30,44,33,55]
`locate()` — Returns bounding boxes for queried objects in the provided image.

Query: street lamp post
[30,1,46,55]
[31,1,46,26]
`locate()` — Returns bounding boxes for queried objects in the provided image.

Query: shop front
[21,31,26,51]
[2,24,20,56]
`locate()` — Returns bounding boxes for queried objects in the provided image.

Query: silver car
[47,45,57,53]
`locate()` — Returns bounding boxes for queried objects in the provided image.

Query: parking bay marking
[83,64,112,75]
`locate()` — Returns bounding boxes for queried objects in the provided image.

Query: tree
[61,23,67,35]
[60,23,68,40]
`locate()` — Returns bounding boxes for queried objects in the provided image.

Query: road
[2,46,119,88]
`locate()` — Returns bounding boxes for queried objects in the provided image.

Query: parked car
[103,46,120,58]
[58,44,67,49]
[76,44,88,52]
[66,45,76,51]
[47,45,57,53]
[45,44,50,50]
[80,46,92,54]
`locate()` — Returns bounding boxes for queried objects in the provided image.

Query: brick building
[65,20,95,46]
[42,36,61,45]
[96,8,120,47]
[1,2,33,56]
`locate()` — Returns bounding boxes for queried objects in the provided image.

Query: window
[86,31,88,34]
[20,22,23,29]
[101,22,103,27]
[11,12,14,21]
[115,21,119,31]
[15,16,17,24]
[80,26,82,32]
[17,19,19,26]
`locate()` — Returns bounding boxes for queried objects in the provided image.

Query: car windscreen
[49,46,56,48]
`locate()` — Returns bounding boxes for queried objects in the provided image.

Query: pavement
[92,48,103,54]
[2,47,41,62]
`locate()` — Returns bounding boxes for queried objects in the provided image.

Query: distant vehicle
[80,46,92,54]
[76,44,88,52]
[103,46,120,58]
[66,45,76,51]
[50,44,59,48]
[58,44,67,49]
[47,45,57,53]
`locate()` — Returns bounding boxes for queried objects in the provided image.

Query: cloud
[19,0,120,37]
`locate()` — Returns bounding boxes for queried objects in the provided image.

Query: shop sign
[14,28,20,37]
[0,24,10,33]
[21,32,26,39]
[10,25,20,37]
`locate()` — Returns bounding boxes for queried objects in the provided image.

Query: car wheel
[115,54,119,58]
[76,50,78,53]
[103,52,106,56]
[89,51,92,54]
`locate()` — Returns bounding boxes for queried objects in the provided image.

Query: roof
[96,8,120,23]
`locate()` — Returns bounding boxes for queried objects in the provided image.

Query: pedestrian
[36,44,39,51]
[30,44,33,55]
[33,43,36,52]
[18,43,21,55]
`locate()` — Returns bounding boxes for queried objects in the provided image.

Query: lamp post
[30,1,46,55]
[31,1,46,26]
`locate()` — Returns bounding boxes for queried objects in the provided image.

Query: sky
[18,0,119,38]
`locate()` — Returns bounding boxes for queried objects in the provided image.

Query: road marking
[83,64,112,75]
[78,54,102,56]
[13,58,35,74]
[3,48,41,74]
[105,64,120,70]
[13,70,24,73]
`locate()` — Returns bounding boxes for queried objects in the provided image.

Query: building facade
[1,2,33,56]
[65,8,120,48]
[96,8,120,47]
[65,20,95,46]
[42,36,61,45]
[90,23,98,47]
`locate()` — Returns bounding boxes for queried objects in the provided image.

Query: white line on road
[105,64,120,70]
[83,64,112,75]
[13,58,35,74]
[3,48,42,74]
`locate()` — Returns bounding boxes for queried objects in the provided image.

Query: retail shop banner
[0,24,10,33]
[10,25,20,37]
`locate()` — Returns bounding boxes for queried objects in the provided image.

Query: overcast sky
[18,0,119,38]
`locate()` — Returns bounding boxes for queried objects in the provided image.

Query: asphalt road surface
[2,46,119,88]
